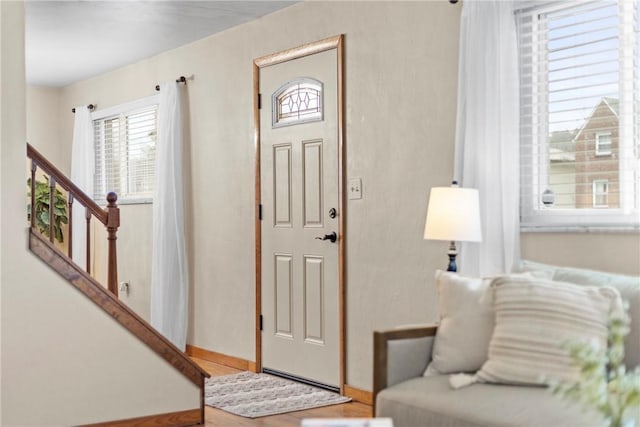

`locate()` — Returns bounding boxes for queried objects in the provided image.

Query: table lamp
[424,181,482,272]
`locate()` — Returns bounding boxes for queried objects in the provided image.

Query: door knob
[315,231,337,243]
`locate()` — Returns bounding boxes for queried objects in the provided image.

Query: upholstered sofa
[373,261,640,427]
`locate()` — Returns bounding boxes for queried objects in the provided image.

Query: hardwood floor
[191,357,373,426]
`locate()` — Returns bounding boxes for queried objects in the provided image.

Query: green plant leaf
[552,311,640,427]
[38,211,50,226]
[28,177,68,244]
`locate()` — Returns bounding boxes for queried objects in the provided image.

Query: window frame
[271,77,324,128]
[517,0,639,231]
[595,131,612,156]
[91,95,159,206]
[592,179,609,208]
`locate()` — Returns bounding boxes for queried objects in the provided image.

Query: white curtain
[151,82,189,351]
[453,0,520,276]
[70,105,94,269]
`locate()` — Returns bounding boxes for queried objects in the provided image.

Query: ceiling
[25,1,295,87]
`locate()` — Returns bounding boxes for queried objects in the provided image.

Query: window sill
[521,225,640,233]
[97,198,153,207]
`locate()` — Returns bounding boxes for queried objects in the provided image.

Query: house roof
[548,130,576,162]
[603,97,619,116]
[549,147,576,162]
[572,97,619,142]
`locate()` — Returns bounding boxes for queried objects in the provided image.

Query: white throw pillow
[476,275,623,386]
[425,270,553,376]
[519,260,640,371]
[425,270,495,375]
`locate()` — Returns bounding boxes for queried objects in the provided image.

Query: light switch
[348,178,362,200]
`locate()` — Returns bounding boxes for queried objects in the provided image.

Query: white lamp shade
[424,186,482,242]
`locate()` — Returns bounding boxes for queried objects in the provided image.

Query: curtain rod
[71,104,95,113]
[155,75,188,91]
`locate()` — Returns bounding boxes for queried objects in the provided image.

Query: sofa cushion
[519,260,640,370]
[376,375,601,427]
[427,270,494,375]
[426,270,554,376]
[476,276,622,386]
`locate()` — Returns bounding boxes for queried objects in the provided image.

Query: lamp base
[447,241,457,272]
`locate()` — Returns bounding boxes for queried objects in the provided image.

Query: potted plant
[552,310,640,427]
[27,176,68,243]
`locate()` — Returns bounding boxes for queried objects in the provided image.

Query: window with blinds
[93,103,158,204]
[517,0,639,229]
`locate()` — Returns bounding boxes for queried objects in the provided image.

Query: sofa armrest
[372,325,437,413]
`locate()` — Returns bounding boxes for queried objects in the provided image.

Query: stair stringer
[25,230,209,426]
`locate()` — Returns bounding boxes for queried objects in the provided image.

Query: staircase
[26,143,210,426]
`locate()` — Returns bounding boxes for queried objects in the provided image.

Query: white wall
[1,3,201,425]
[522,232,640,276]
[54,1,461,392]
[40,0,640,393]
[89,205,153,320]
[26,86,64,168]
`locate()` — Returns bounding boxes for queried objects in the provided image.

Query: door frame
[253,34,346,392]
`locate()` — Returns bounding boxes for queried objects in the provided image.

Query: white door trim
[253,35,345,393]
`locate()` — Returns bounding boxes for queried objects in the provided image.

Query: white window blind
[517,0,639,229]
[93,101,158,204]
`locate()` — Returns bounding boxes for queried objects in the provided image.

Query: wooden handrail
[27,144,107,223]
[27,143,120,296]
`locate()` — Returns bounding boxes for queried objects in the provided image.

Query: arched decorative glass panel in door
[272,77,323,128]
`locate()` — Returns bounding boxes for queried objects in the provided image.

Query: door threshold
[262,368,340,394]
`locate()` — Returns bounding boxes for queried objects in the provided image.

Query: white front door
[259,48,340,388]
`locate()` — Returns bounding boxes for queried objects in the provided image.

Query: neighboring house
[548,130,577,208]
[574,97,620,209]
[544,97,622,210]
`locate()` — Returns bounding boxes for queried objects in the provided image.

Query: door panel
[274,253,293,338]
[260,48,339,387]
[303,140,324,227]
[273,144,292,227]
[303,255,324,344]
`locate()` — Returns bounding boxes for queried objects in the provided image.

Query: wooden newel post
[106,192,120,297]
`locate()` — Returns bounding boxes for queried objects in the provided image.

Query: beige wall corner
[2,3,200,425]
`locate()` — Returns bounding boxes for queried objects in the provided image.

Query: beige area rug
[205,371,351,418]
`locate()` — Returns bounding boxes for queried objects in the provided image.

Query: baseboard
[344,384,373,405]
[82,408,201,427]
[186,344,257,372]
